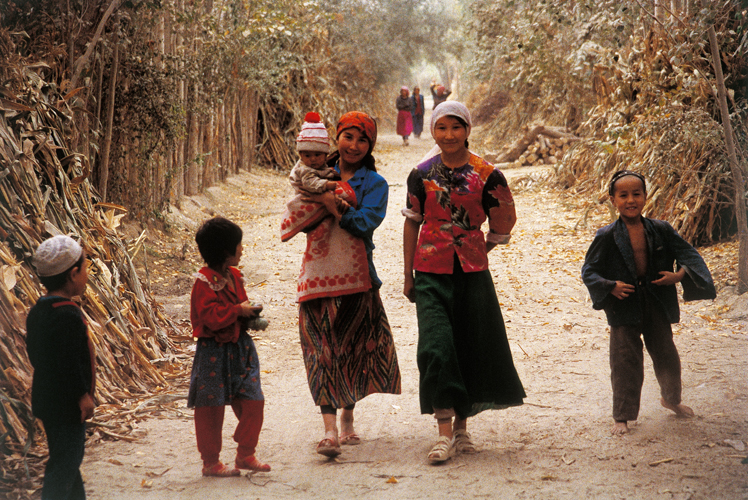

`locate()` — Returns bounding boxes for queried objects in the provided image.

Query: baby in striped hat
[289,112,338,193]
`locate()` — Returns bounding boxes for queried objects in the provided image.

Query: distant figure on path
[430,81,451,109]
[403,101,525,464]
[396,86,414,146]
[410,86,425,139]
[582,170,716,435]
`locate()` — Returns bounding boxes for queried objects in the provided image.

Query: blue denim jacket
[337,164,388,288]
[582,217,716,326]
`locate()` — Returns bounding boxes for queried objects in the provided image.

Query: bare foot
[612,421,629,435]
[660,398,694,418]
[340,408,356,437]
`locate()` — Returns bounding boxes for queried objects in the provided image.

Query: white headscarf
[430,101,472,138]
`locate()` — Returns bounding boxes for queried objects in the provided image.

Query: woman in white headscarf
[402,101,526,464]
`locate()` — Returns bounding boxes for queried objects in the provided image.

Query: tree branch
[69,0,121,90]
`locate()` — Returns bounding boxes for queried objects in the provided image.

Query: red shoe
[235,455,271,472]
[202,462,240,477]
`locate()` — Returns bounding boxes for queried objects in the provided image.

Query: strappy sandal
[427,436,454,464]
[453,429,476,454]
[202,462,241,477]
[316,437,341,458]
[236,455,271,472]
[340,433,361,446]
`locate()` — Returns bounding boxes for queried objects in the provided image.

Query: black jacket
[26,296,93,423]
[582,217,716,326]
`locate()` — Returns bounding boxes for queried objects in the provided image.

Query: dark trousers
[41,419,86,500]
[609,298,682,422]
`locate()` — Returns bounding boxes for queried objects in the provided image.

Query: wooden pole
[706,23,748,293]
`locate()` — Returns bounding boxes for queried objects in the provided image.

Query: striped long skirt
[299,289,401,408]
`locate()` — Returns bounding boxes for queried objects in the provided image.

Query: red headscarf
[336,111,377,154]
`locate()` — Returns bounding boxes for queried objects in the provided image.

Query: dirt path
[81,132,748,499]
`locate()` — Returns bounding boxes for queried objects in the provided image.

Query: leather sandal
[236,455,271,472]
[453,429,476,454]
[202,462,240,477]
[427,436,454,464]
[316,437,341,458]
[340,433,361,446]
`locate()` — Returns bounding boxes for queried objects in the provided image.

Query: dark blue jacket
[26,296,93,424]
[582,217,716,326]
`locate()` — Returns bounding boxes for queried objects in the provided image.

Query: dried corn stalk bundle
[551,27,736,245]
[0,65,179,486]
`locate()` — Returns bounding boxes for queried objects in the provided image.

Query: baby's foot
[612,420,629,435]
[660,398,694,418]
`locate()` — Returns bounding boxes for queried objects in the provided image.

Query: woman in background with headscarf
[410,86,425,139]
[297,111,402,459]
[396,86,414,146]
[402,101,525,464]
[430,82,452,109]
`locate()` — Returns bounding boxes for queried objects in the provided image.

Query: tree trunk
[98,25,119,202]
[67,0,74,84]
[707,24,748,294]
[173,0,185,205]
[234,93,245,173]
[185,93,199,195]
[245,90,259,170]
[70,0,121,90]
[204,114,214,188]
[217,100,226,182]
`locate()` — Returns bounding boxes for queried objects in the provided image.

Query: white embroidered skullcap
[33,235,83,277]
[296,112,330,153]
[430,101,472,138]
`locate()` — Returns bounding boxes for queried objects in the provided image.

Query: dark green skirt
[415,264,525,419]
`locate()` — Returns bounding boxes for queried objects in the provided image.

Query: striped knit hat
[296,112,330,153]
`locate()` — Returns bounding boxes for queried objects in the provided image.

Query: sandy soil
[79,131,748,500]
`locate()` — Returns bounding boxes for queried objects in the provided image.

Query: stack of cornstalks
[551,28,735,245]
[0,66,179,493]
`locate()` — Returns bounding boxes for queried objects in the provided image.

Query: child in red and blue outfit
[188,217,270,476]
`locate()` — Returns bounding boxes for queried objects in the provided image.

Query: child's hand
[325,181,338,191]
[611,280,636,300]
[79,393,95,422]
[240,301,263,318]
[652,268,686,286]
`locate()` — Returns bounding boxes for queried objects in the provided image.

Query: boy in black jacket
[26,235,95,499]
[582,171,715,435]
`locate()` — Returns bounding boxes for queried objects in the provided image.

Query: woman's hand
[403,273,416,303]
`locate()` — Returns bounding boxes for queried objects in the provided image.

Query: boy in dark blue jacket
[582,171,715,435]
[26,235,95,499]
